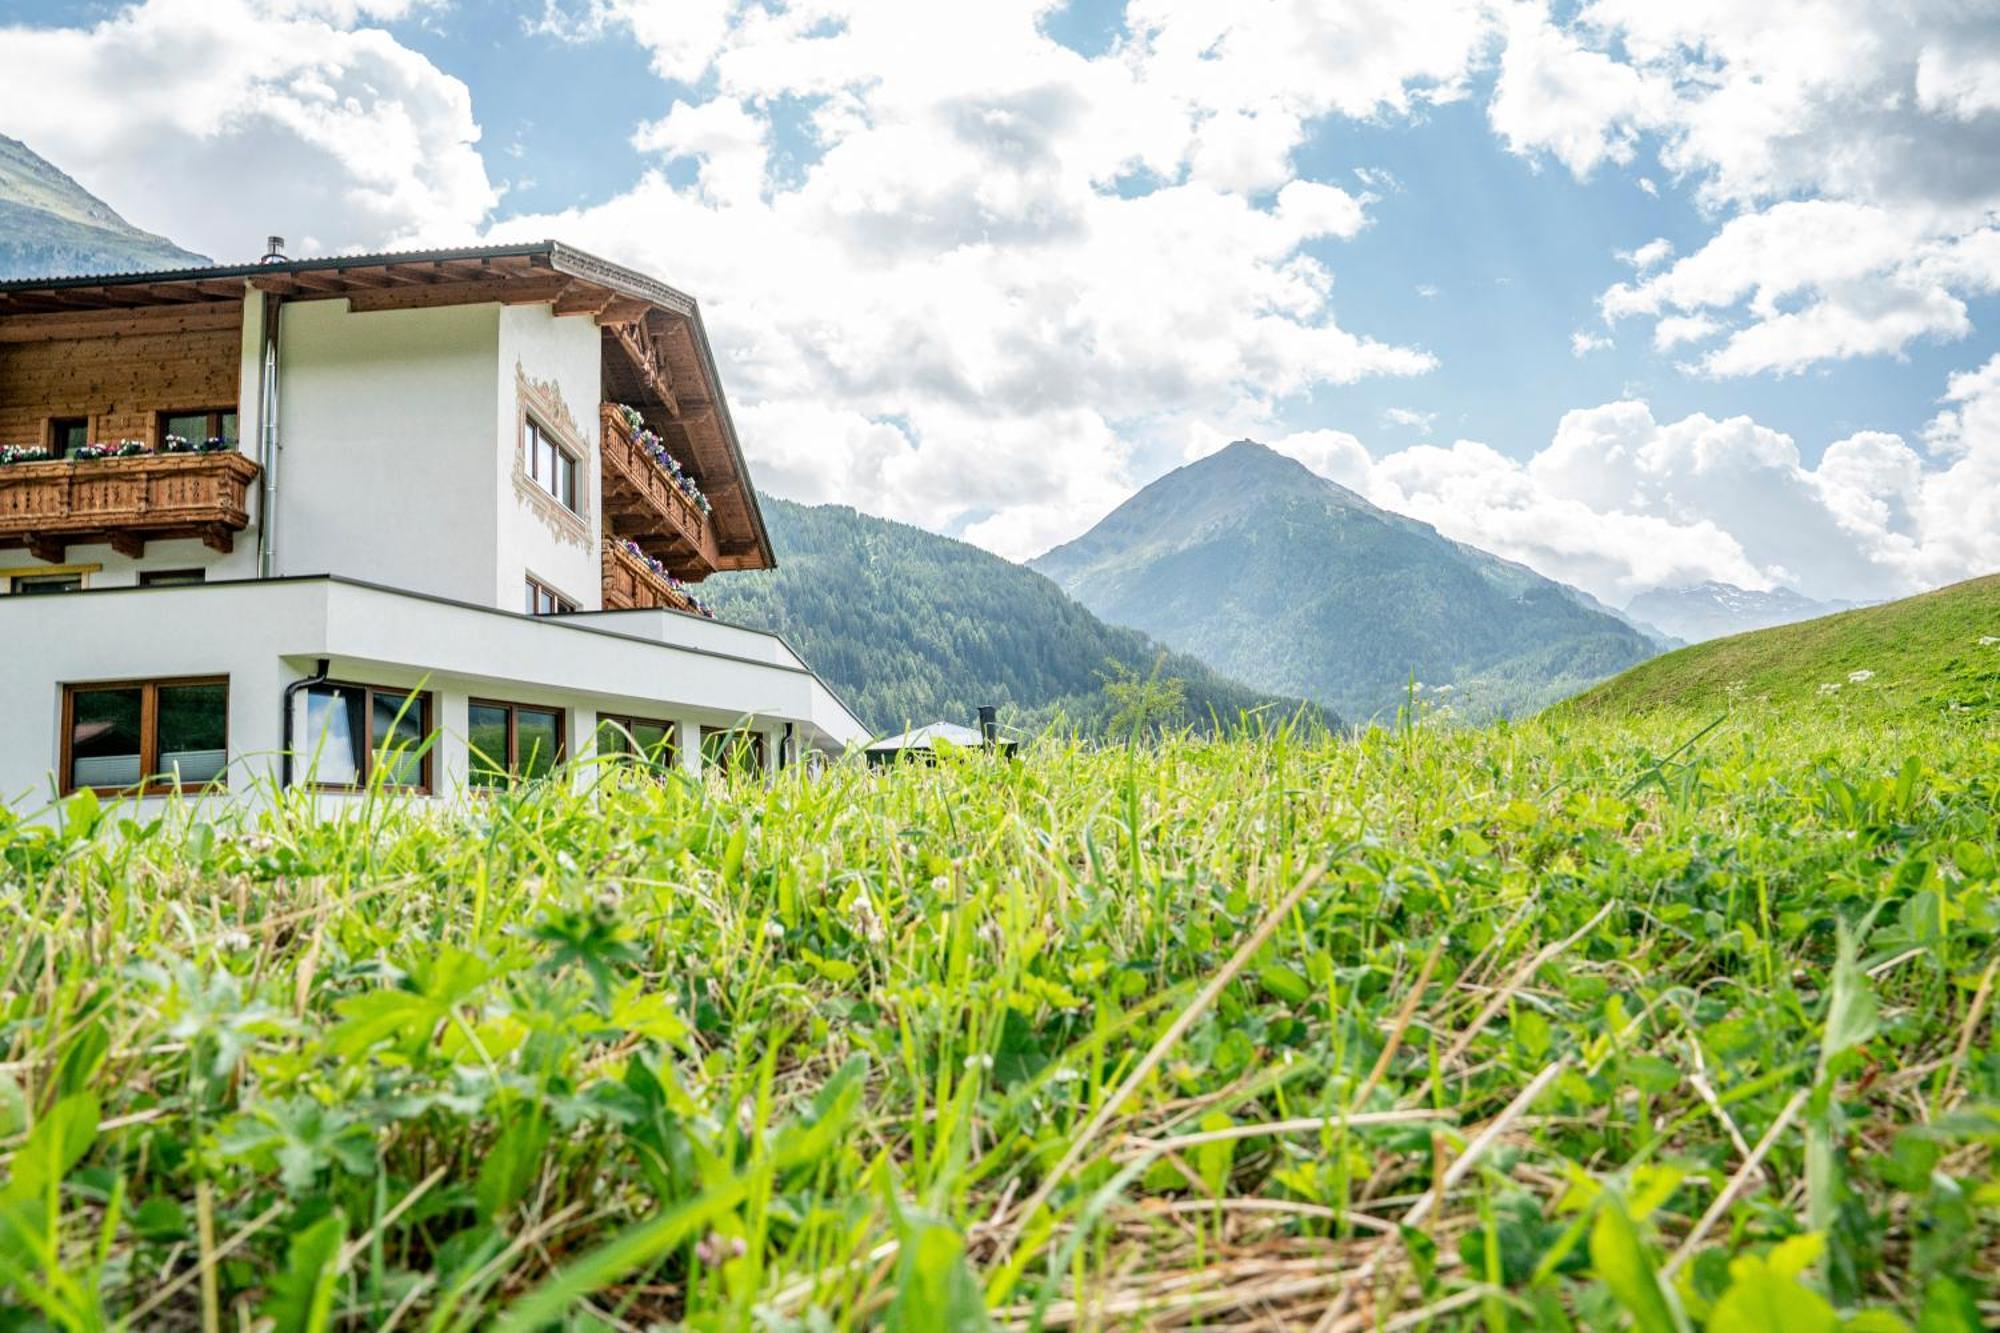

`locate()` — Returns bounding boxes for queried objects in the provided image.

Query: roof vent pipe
[977,705,998,746]
[261,236,287,263]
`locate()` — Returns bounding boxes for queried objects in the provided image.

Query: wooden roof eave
[592,301,773,574]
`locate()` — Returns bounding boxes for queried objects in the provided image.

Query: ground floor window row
[60,676,782,794]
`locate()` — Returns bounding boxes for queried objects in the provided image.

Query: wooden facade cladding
[601,537,697,614]
[0,452,259,563]
[598,403,719,580]
[0,310,241,448]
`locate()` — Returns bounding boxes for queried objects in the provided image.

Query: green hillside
[702,496,1331,735]
[1032,440,1657,723]
[1563,572,2000,719]
[0,134,206,279]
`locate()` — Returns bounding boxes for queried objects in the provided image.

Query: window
[158,408,238,447]
[139,569,206,587]
[597,714,676,771]
[525,418,578,510]
[10,574,81,595]
[3,564,95,594]
[291,682,432,790]
[49,418,87,457]
[702,728,767,778]
[63,676,227,793]
[468,699,565,788]
[525,576,575,616]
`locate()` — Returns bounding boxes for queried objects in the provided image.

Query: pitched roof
[0,240,771,570]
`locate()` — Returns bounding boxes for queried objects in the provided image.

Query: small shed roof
[866,722,988,753]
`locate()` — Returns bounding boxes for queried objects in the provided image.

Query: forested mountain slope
[703,497,1329,735]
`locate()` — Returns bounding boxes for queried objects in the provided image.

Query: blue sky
[1,0,1996,603]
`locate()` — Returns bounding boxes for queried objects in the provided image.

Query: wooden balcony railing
[0,451,259,563]
[602,538,699,614]
[599,405,719,579]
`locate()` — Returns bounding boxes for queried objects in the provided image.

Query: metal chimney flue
[977,705,998,746]
[261,236,288,263]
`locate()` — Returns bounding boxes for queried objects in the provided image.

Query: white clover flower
[1819,683,1842,696]
[962,1053,995,1072]
[763,920,785,941]
[850,892,885,945]
[1050,1067,1082,1084]
[1979,636,1999,646]
[1848,669,1875,683]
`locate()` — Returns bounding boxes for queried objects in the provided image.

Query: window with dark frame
[468,699,566,788]
[10,573,82,595]
[139,569,206,587]
[49,418,87,456]
[701,727,768,778]
[62,676,228,794]
[597,714,677,772]
[525,576,575,616]
[524,417,578,510]
[292,682,433,790]
[158,408,239,447]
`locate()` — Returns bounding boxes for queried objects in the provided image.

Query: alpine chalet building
[0,241,866,802]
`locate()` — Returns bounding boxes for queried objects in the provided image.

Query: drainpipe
[254,279,284,579]
[279,657,331,788]
[780,721,794,770]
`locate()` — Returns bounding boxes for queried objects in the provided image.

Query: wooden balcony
[602,538,699,614]
[0,451,259,563]
[599,404,719,579]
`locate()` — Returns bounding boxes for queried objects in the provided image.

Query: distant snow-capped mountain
[1625,582,1850,644]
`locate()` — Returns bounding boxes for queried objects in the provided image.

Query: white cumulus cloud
[1262,351,2000,605]
[1493,0,2000,378]
[492,0,1464,557]
[0,0,497,260]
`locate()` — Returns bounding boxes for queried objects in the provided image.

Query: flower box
[601,537,714,617]
[598,404,720,577]
[0,449,260,562]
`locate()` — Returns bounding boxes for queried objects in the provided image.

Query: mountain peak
[1194,438,1317,480]
[1031,440,1656,721]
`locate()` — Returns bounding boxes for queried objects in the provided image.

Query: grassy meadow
[0,686,1996,1328]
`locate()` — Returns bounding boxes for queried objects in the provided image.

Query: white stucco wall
[272,300,502,604]
[496,304,603,612]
